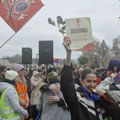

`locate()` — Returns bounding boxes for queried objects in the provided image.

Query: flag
[0,0,44,32]
[77,43,94,51]
[53,58,60,64]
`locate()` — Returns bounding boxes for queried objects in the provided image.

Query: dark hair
[42,66,46,70]
[5,79,16,86]
[108,60,120,72]
[0,65,6,72]
[81,67,95,80]
[47,67,54,74]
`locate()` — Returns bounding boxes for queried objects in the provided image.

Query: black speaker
[39,41,53,64]
[22,48,32,64]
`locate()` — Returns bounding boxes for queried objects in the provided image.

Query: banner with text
[66,17,94,51]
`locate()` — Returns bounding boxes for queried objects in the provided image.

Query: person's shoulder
[6,86,16,96]
[76,86,86,97]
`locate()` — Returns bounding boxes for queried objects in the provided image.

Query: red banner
[76,43,94,51]
[53,58,60,63]
[0,0,44,32]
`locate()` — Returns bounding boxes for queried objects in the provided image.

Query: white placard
[66,17,94,51]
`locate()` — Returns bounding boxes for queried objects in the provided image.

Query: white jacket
[30,76,43,105]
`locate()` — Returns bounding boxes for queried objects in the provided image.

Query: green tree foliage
[78,56,89,65]
[99,40,110,67]
[112,38,120,60]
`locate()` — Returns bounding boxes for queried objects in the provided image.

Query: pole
[0,0,44,49]
[36,53,39,65]
[0,32,16,48]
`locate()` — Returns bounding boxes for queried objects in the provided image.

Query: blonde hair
[47,72,58,83]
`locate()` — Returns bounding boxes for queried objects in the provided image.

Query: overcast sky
[0,0,120,59]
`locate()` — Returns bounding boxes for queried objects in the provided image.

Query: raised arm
[60,37,78,108]
[63,37,72,66]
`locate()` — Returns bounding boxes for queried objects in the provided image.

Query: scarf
[81,86,99,101]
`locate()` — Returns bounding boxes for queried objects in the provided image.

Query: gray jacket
[96,77,120,104]
[38,83,71,120]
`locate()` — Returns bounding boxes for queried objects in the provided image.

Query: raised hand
[62,37,71,52]
[63,37,72,66]
[96,89,106,96]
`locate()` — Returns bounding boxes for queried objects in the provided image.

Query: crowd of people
[0,37,120,120]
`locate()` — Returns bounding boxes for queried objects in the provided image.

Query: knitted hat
[12,64,24,72]
[5,70,18,81]
[108,60,120,72]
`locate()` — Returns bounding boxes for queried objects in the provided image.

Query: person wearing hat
[106,59,120,77]
[12,63,29,109]
[96,59,120,106]
[0,65,6,82]
[0,70,29,120]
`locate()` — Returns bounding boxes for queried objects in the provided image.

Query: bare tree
[112,38,120,60]
[80,38,110,68]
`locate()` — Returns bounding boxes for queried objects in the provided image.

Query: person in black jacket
[60,37,120,120]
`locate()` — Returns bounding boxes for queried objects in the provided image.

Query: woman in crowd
[37,70,71,120]
[30,71,43,120]
[12,64,29,109]
[0,70,28,120]
[106,59,120,77]
[60,37,120,120]
[96,59,120,106]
